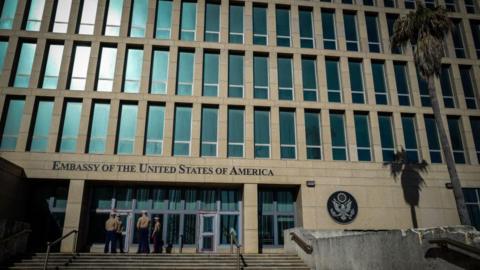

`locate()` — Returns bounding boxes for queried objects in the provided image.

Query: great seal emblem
[327,191,358,224]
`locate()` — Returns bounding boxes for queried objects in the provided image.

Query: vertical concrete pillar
[61,179,85,252]
[243,183,258,254]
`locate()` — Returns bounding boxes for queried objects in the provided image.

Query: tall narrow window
[150,49,169,94]
[365,13,381,53]
[394,62,411,106]
[229,4,244,44]
[177,51,194,96]
[276,7,291,47]
[202,52,219,97]
[41,43,64,89]
[330,112,347,161]
[254,108,270,158]
[96,46,117,92]
[58,101,82,153]
[387,14,401,54]
[145,104,165,155]
[228,53,244,98]
[404,0,415,9]
[354,113,372,162]
[465,0,477,13]
[447,116,466,164]
[123,48,143,93]
[253,55,269,99]
[470,117,480,162]
[24,0,45,31]
[364,0,376,6]
[302,58,318,101]
[52,0,72,33]
[378,113,395,162]
[424,0,435,9]
[12,41,37,88]
[299,9,314,48]
[277,56,293,100]
[204,2,220,42]
[343,12,359,51]
[424,115,442,163]
[305,110,322,160]
[0,40,8,74]
[0,97,25,150]
[0,0,18,29]
[349,59,365,104]
[201,106,218,157]
[173,105,192,156]
[440,65,455,108]
[326,59,341,103]
[129,0,147,37]
[371,61,388,105]
[104,0,123,36]
[322,9,337,50]
[156,0,172,39]
[253,5,267,45]
[470,20,480,58]
[116,104,138,154]
[180,1,196,41]
[280,110,296,159]
[401,115,419,163]
[68,44,91,90]
[417,69,430,107]
[28,99,54,152]
[87,102,110,154]
[452,20,467,58]
[227,107,244,157]
[459,65,478,109]
[77,0,98,34]
[444,0,456,12]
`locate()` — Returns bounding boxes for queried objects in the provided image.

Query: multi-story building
[0,0,479,253]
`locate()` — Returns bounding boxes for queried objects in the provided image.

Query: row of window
[1,1,479,58]
[3,41,479,108]
[329,0,479,14]
[2,97,479,164]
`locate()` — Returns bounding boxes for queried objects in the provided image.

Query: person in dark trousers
[137,210,150,253]
[151,216,162,253]
[115,215,124,253]
[104,212,118,253]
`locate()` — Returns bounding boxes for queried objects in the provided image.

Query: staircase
[9,253,311,269]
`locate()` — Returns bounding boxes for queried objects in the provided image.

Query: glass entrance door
[199,214,216,252]
[116,212,133,252]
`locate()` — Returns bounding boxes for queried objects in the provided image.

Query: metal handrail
[43,229,78,270]
[229,230,242,270]
[429,238,480,256]
[0,229,32,244]
[290,232,313,254]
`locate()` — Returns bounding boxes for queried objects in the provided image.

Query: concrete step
[10,267,311,270]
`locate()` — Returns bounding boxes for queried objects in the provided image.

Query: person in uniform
[104,212,118,253]
[115,215,124,253]
[151,216,162,253]
[137,210,150,253]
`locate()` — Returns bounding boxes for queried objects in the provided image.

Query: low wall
[285,226,480,270]
[0,158,28,221]
[0,220,31,266]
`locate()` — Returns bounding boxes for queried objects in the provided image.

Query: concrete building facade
[0,0,479,253]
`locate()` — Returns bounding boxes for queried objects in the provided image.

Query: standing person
[115,215,124,253]
[151,216,162,253]
[137,210,150,253]
[104,212,118,253]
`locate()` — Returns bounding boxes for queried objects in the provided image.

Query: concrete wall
[0,158,28,222]
[285,227,480,270]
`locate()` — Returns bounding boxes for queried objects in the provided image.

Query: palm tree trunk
[427,76,471,225]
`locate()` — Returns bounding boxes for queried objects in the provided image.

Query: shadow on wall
[425,247,480,270]
[384,149,428,228]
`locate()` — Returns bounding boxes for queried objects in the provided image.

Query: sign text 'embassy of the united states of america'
[52,161,274,176]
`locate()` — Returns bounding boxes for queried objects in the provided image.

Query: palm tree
[390,1,471,225]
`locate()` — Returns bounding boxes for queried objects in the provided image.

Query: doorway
[199,214,217,252]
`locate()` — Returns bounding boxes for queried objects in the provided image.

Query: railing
[43,230,78,270]
[429,238,480,257]
[229,230,242,270]
[290,231,313,254]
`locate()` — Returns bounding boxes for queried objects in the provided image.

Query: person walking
[115,215,124,253]
[104,212,118,253]
[137,210,150,253]
[151,216,162,253]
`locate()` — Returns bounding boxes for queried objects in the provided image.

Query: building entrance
[199,213,217,252]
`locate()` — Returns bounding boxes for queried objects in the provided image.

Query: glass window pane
[280,110,296,159]
[88,103,110,154]
[200,189,216,211]
[254,109,270,158]
[302,58,317,101]
[322,10,336,49]
[0,41,8,74]
[228,54,244,98]
[220,190,238,211]
[25,0,46,31]
[378,114,395,162]
[117,104,137,154]
[401,115,419,163]
[354,114,371,161]
[229,5,244,44]
[78,0,98,34]
[104,0,123,36]
[59,101,82,153]
[130,0,148,37]
[470,117,480,162]
[180,1,196,41]
[183,214,196,244]
[228,107,244,157]
[343,13,359,51]
[0,0,18,29]
[220,215,238,244]
[151,49,169,94]
[299,10,314,48]
[440,65,455,108]
[330,112,347,160]
[277,215,294,245]
[42,44,64,89]
[201,107,218,157]
[96,46,117,92]
[372,61,388,105]
[173,106,192,156]
[69,45,91,90]
[177,51,194,96]
[166,214,180,244]
[156,0,172,39]
[123,48,143,93]
[424,115,442,163]
[0,98,25,150]
[349,60,365,104]
[365,13,381,53]
[278,57,293,101]
[30,100,54,152]
[305,111,321,160]
[145,105,165,155]
[459,66,477,109]
[276,7,291,47]
[14,42,37,88]
[52,0,72,33]
[447,117,465,164]
[253,6,267,45]
[326,59,341,102]
[394,62,410,106]
[204,3,220,42]
[253,55,268,99]
[203,52,219,96]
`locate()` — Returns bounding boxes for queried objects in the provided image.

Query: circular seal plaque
[327,191,358,224]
